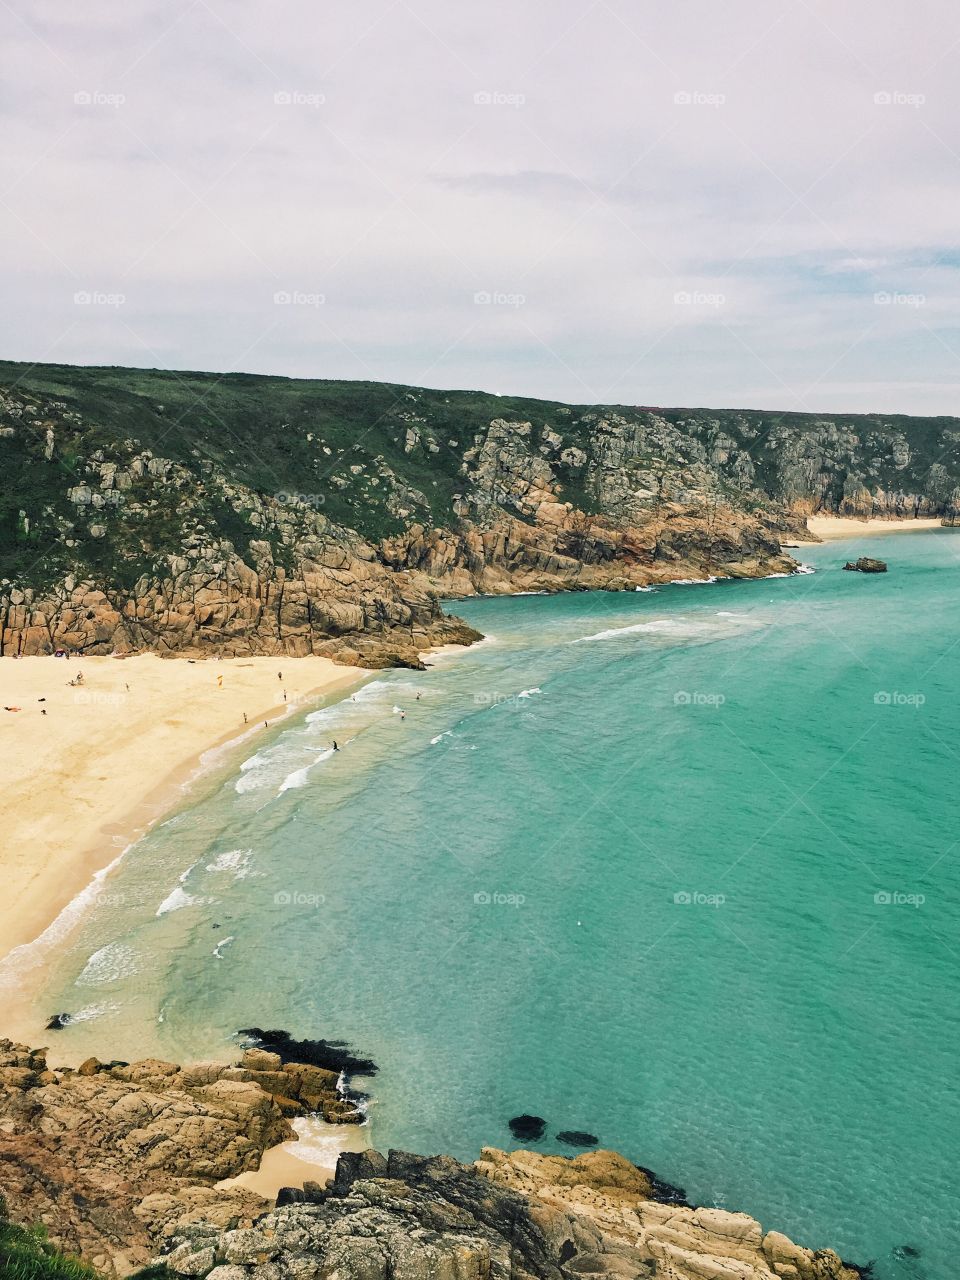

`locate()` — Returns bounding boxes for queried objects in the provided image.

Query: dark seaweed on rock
[508,1114,546,1141]
[555,1130,598,1147]
[236,1027,378,1076]
[635,1164,691,1207]
[45,1013,71,1031]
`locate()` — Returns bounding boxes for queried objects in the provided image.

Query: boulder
[842,557,887,573]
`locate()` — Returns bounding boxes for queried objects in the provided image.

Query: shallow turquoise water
[20,530,960,1279]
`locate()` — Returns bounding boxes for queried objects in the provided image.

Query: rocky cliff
[2,361,958,663]
[0,1040,864,1280]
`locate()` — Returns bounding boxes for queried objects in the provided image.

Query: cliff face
[2,362,958,663]
[0,1041,861,1280]
[0,1039,365,1274]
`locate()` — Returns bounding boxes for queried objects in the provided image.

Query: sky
[3,0,960,413]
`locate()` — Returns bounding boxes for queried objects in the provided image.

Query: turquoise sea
[16,530,960,1280]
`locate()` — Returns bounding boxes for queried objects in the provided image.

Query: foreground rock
[0,1041,356,1274]
[0,1040,863,1280]
[842,557,888,573]
[162,1146,863,1280]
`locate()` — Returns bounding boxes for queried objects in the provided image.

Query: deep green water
[13,530,960,1279]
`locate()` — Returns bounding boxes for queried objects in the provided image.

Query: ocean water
[14,530,960,1280]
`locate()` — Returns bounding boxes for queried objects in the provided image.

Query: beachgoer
[332,740,339,751]
[217,674,223,688]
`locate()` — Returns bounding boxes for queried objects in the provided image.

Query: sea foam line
[0,844,132,987]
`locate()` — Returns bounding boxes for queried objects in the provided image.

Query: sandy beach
[805,515,948,540]
[220,1117,371,1198]
[0,654,365,966]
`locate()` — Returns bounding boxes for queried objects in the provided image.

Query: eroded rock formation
[0,1041,353,1274]
[3,366,958,663]
[0,1040,863,1280]
[161,1145,862,1280]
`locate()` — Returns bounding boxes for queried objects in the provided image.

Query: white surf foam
[516,687,543,699]
[278,746,335,793]
[205,848,254,878]
[430,730,453,745]
[287,1117,367,1165]
[572,615,762,645]
[212,935,235,959]
[0,845,131,987]
[573,618,689,644]
[235,750,273,794]
[76,942,140,986]
[62,1001,121,1024]
[156,885,211,916]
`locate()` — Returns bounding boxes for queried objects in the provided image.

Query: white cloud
[0,0,958,412]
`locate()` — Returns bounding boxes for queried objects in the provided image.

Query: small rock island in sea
[842,556,888,573]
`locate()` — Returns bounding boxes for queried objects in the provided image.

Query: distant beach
[805,515,947,540]
[0,654,365,966]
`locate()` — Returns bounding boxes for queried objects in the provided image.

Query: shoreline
[802,514,949,541]
[0,655,367,1008]
[219,1115,372,1198]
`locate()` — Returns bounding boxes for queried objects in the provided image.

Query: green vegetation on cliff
[3,359,960,592]
[2,359,958,660]
[0,1209,98,1280]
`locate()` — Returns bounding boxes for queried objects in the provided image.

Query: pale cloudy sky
[3,0,960,412]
